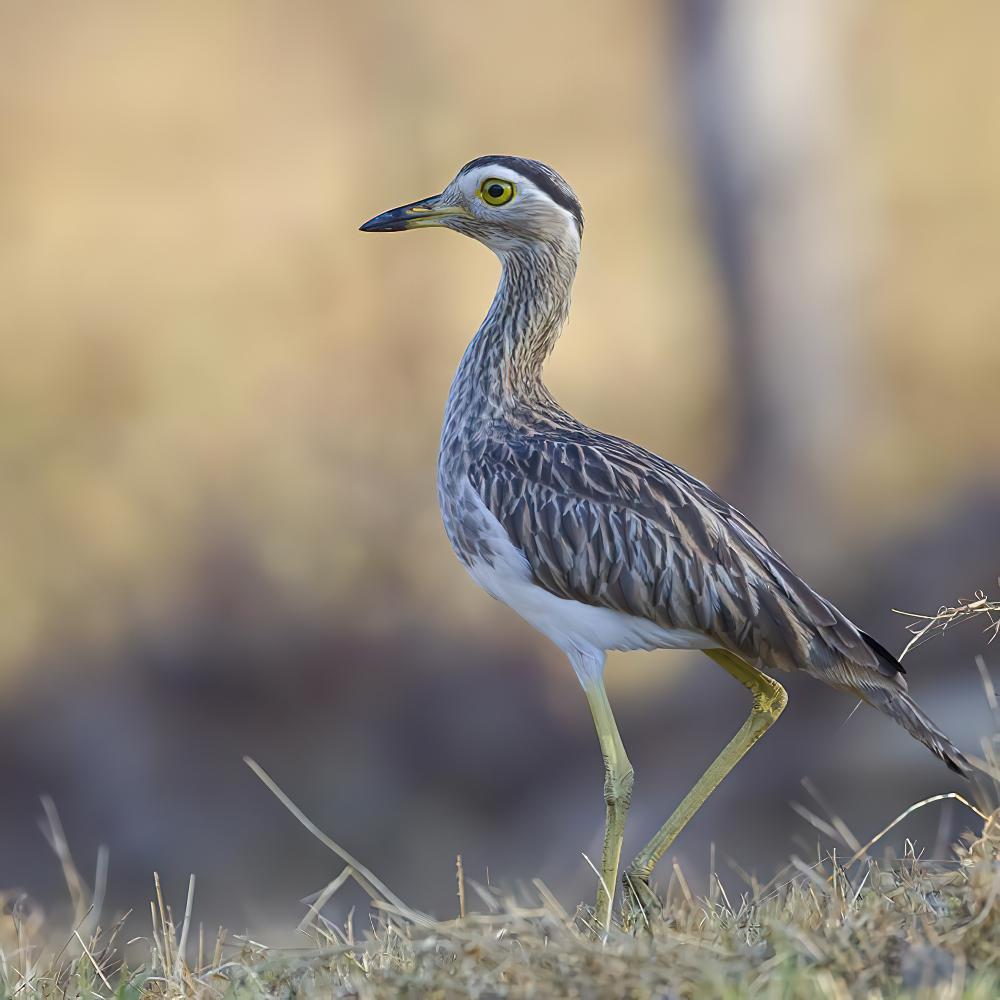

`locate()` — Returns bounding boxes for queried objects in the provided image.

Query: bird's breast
[437,476,713,660]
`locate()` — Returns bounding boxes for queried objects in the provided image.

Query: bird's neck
[452,243,579,419]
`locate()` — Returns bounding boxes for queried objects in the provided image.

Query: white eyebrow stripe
[458,155,584,233]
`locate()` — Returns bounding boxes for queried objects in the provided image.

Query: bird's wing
[469,428,897,685]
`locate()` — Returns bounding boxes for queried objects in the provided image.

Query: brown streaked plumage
[361,155,968,928]
[465,422,965,771]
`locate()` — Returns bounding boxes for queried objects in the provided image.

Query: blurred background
[1,0,998,940]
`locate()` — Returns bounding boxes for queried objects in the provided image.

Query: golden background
[0,1,997,934]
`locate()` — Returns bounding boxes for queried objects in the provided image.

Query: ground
[5,601,998,998]
[4,787,1000,999]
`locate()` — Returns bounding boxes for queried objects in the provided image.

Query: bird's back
[451,407,868,672]
[440,400,967,774]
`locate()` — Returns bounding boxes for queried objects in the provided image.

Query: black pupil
[487,183,505,199]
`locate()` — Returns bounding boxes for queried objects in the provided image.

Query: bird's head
[360,155,583,257]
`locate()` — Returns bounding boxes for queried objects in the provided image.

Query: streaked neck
[451,242,579,419]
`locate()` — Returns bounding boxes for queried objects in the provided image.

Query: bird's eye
[479,178,515,206]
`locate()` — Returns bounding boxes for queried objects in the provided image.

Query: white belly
[460,488,713,678]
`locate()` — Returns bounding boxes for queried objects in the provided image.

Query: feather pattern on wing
[464,413,891,691]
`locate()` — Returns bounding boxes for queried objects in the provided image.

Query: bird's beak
[359,194,468,233]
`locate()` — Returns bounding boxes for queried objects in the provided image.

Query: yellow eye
[479,178,515,206]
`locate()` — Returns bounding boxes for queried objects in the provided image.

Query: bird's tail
[864,684,971,777]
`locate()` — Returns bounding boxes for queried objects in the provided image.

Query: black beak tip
[360,196,443,234]
[359,211,407,234]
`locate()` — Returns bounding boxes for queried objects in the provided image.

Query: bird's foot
[621,871,661,933]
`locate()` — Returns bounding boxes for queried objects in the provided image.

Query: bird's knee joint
[604,766,634,808]
[753,682,787,722]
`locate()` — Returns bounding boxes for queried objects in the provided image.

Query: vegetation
[4,769,999,998]
[3,597,998,998]
[3,802,1000,998]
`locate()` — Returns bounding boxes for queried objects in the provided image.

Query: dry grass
[5,810,1000,998]
[4,602,1000,999]
[895,589,1000,661]
[5,775,1000,998]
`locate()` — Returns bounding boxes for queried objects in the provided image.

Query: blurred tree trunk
[671,0,867,566]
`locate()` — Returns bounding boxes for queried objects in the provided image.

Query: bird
[360,155,969,927]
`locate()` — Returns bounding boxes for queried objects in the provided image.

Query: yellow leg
[623,649,787,927]
[583,679,634,929]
